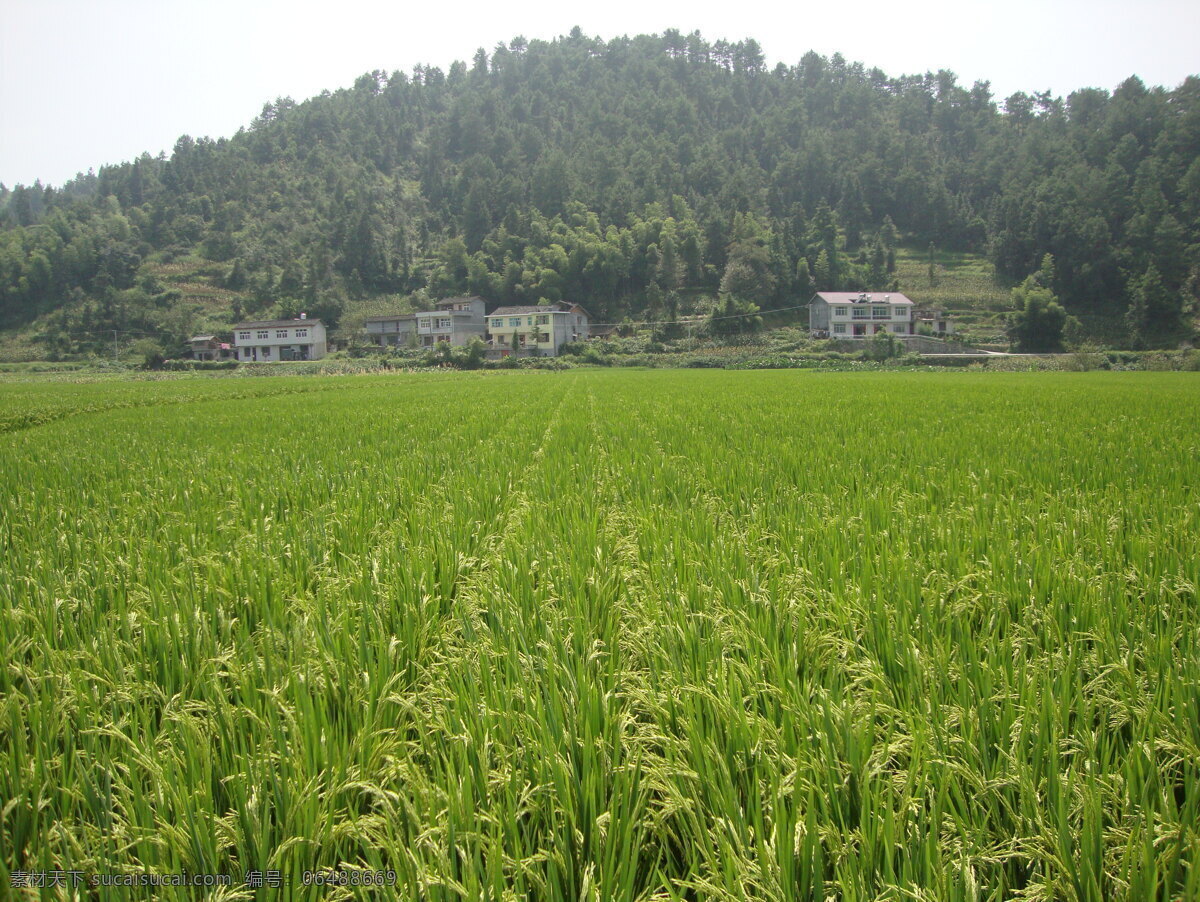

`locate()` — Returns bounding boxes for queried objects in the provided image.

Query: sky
[2,0,1197,188]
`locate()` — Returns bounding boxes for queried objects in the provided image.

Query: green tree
[866,329,899,361]
[459,336,487,368]
[130,337,165,369]
[1125,262,1181,346]
[463,180,492,253]
[1009,274,1070,352]
[226,259,248,290]
[709,293,761,336]
[720,213,776,303]
[812,248,832,291]
[794,258,814,299]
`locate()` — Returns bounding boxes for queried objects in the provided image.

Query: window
[238,331,250,340]
[492,319,504,329]
[276,330,288,338]
[833,307,847,317]
[419,319,432,329]
[509,317,521,327]
[893,307,906,317]
[257,330,269,339]
[892,324,907,333]
[852,307,870,319]
[536,315,549,325]
[262,346,272,357]
[437,318,452,329]
[296,329,308,338]
[871,307,890,319]
[538,332,550,343]
[833,323,846,334]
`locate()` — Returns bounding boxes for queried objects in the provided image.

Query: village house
[915,309,956,335]
[363,314,416,348]
[232,316,327,361]
[187,335,234,361]
[413,297,487,347]
[487,303,590,356]
[808,291,915,339]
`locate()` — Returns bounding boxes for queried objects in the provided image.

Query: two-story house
[364,314,417,348]
[808,292,915,339]
[363,298,487,349]
[413,297,487,347]
[486,303,590,356]
[187,335,234,361]
[232,316,327,361]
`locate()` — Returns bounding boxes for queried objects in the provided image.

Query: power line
[57,329,165,339]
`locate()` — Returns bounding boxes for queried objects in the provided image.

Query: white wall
[234,321,327,360]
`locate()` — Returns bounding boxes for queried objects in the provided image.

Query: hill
[0,29,1197,358]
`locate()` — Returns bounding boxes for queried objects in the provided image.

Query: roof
[812,292,914,306]
[490,304,576,316]
[364,314,415,323]
[435,296,485,307]
[188,335,216,342]
[233,318,324,329]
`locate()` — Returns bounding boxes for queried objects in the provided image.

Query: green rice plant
[1,369,1197,900]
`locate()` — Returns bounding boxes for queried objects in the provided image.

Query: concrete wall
[366,319,416,346]
[897,335,982,354]
[809,300,830,330]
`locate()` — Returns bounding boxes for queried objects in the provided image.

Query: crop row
[1,370,1197,900]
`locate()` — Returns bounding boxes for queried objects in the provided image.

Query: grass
[1,369,1198,900]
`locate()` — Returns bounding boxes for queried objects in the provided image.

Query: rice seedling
[1,370,1197,900]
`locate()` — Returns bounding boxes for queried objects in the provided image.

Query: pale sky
[2,0,1197,188]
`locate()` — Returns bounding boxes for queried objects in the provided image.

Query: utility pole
[113,330,119,362]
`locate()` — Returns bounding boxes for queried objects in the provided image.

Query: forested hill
[2,29,1198,353]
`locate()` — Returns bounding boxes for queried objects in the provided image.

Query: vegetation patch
[2,370,1198,898]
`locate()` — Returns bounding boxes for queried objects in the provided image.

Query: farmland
[2,369,1199,900]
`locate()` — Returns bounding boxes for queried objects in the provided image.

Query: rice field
[1,369,1198,901]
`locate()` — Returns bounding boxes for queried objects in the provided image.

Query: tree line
[1,28,1197,350]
